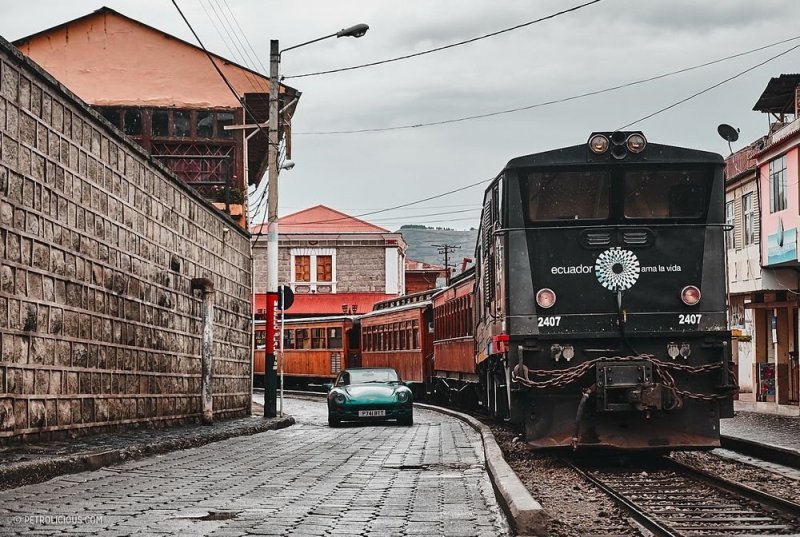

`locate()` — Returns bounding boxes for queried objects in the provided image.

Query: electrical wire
[171,0,268,139]
[294,34,800,135]
[198,0,268,96]
[219,0,270,76]
[617,43,800,130]
[283,0,603,79]
[290,177,493,226]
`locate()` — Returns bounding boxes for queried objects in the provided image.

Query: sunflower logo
[595,248,640,291]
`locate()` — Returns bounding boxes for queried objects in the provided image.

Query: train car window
[413,321,420,349]
[328,327,342,349]
[624,169,707,218]
[527,171,609,221]
[311,328,326,349]
[296,329,309,349]
[255,329,266,349]
[283,330,295,349]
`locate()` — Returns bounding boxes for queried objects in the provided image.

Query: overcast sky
[2,0,800,230]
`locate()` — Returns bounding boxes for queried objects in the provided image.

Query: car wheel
[328,415,341,427]
[400,414,413,426]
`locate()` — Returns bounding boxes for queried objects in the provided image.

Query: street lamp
[263,24,369,418]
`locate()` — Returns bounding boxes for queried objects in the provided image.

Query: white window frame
[769,155,787,213]
[725,200,735,249]
[742,192,755,245]
[290,248,337,293]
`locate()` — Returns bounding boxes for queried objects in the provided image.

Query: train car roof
[254,315,357,326]
[360,300,432,319]
[504,140,723,170]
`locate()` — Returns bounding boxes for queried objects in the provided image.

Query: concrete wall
[0,37,252,442]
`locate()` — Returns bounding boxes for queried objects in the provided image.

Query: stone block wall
[0,38,252,442]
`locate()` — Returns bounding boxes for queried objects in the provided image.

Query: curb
[416,403,550,536]
[0,416,295,491]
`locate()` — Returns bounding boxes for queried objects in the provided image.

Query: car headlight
[397,390,410,403]
[332,393,346,405]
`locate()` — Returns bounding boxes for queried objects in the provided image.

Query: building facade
[13,7,299,229]
[253,206,407,317]
[730,74,800,414]
[0,36,252,442]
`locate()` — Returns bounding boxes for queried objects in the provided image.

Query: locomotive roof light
[681,285,701,306]
[588,134,609,154]
[626,133,647,153]
[536,288,556,308]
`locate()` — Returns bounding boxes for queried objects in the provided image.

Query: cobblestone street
[0,397,509,536]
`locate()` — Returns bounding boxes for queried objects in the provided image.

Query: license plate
[358,410,386,417]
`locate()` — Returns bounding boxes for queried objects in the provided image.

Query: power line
[290,177,493,226]
[617,43,800,130]
[283,0,603,79]
[294,34,800,135]
[171,0,268,138]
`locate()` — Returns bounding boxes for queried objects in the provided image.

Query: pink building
[749,74,800,412]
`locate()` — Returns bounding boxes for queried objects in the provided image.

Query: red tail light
[536,288,556,309]
[681,285,701,305]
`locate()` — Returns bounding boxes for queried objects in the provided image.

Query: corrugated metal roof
[752,74,800,114]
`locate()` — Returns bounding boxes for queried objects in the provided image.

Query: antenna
[717,124,740,155]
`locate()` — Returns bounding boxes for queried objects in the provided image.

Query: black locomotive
[474,131,735,450]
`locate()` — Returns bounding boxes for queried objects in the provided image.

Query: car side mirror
[322,382,333,392]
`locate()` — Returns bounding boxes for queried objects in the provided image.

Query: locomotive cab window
[527,171,610,221]
[624,169,708,219]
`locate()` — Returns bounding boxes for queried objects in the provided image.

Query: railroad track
[566,456,800,536]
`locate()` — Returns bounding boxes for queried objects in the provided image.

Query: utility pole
[433,244,460,286]
[262,26,369,418]
[263,39,281,418]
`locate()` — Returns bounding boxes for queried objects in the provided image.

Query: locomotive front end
[477,132,735,450]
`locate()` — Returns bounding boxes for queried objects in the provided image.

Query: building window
[769,155,787,213]
[725,201,735,248]
[290,249,337,293]
[317,255,333,282]
[743,192,755,245]
[124,110,142,136]
[295,256,311,282]
[217,112,235,138]
[175,111,191,137]
[197,112,213,138]
[152,110,169,137]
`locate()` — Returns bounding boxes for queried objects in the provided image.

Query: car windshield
[347,369,399,384]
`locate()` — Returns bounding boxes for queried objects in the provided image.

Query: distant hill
[397,226,479,270]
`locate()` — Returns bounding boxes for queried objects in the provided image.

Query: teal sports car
[327,368,413,427]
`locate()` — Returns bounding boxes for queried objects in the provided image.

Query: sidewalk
[0,403,293,491]
[721,409,800,454]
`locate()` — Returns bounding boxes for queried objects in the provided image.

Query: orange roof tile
[252,205,390,234]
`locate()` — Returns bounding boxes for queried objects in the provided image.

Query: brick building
[13,7,299,229]
[0,35,252,442]
[253,205,407,317]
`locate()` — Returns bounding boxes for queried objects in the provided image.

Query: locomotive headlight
[626,133,647,153]
[679,343,692,358]
[681,285,702,306]
[561,345,575,361]
[588,134,609,154]
[536,288,556,309]
[667,343,680,359]
[332,393,346,405]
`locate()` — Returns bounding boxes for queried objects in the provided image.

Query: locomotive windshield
[527,170,610,221]
[624,168,708,219]
[525,167,711,222]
